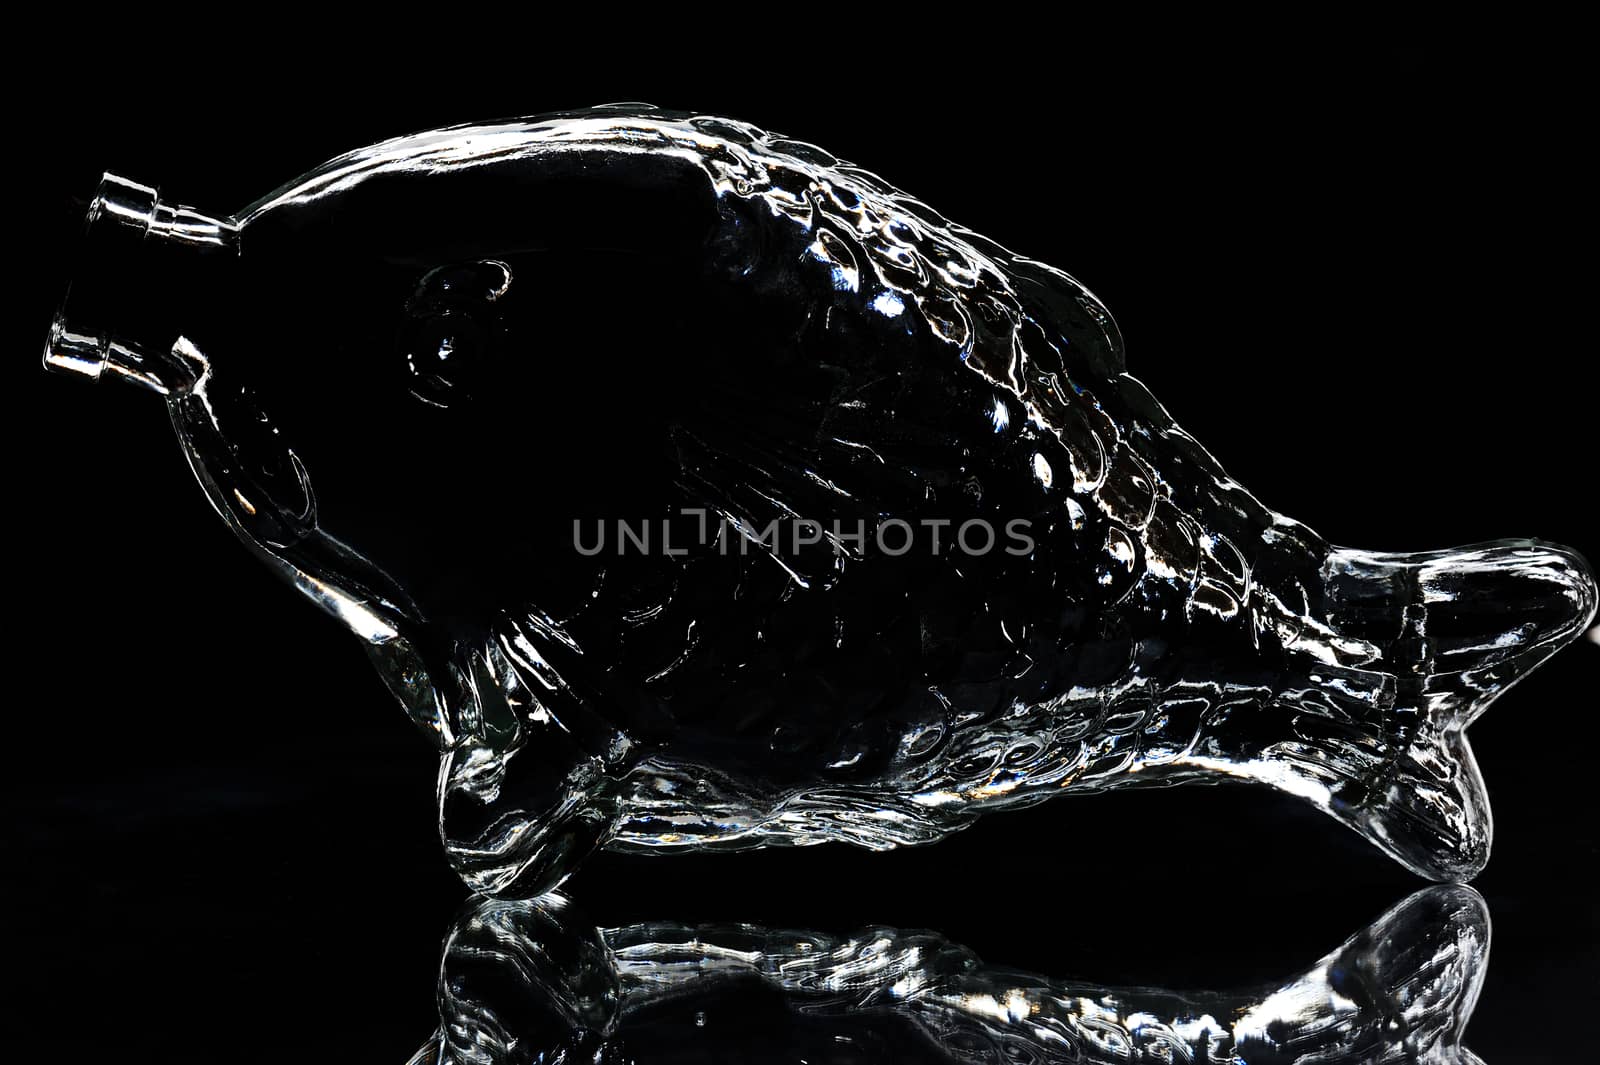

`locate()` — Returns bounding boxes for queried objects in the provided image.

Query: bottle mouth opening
[41,173,235,390]
[42,173,163,381]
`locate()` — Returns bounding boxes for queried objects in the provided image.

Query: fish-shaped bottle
[43,106,1597,897]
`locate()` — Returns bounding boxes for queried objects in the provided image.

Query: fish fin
[1008,260,1126,377]
[437,617,660,898]
[1296,540,1596,880]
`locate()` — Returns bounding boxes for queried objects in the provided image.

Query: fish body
[44,107,1597,895]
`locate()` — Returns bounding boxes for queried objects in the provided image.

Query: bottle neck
[43,173,237,395]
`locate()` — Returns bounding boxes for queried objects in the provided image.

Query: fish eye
[402,309,486,407]
[400,260,512,407]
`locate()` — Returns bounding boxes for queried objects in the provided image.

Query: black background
[10,38,1595,1062]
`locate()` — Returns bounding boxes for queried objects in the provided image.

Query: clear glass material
[43,106,1598,896]
[408,886,1490,1064]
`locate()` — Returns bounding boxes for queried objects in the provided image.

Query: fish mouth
[43,172,236,394]
[43,306,108,381]
[42,174,158,382]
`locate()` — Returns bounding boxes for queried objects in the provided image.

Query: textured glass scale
[44,105,1598,896]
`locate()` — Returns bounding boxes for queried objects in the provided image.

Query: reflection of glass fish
[45,107,1596,896]
[408,886,1489,1064]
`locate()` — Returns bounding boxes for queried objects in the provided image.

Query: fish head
[40,113,1119,748]
[41,121,900,778]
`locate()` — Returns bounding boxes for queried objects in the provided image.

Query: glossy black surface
[13,48,1595,1064]
[418,887,1489,1063]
